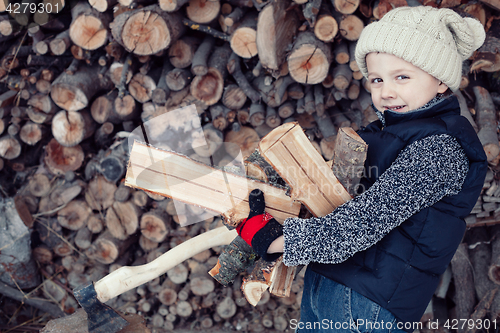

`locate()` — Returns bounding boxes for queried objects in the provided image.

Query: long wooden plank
[125,140,301,225]
[259,122,351,217]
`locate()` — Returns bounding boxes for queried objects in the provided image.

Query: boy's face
[366,53,448,113]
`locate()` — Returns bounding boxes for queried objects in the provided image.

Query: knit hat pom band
[355,6,486,92]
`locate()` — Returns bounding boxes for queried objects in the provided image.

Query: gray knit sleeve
[282,134,469,267]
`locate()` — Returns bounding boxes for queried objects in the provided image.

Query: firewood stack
[1,0,500,331]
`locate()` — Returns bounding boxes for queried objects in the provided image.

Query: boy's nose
[381,83,396,99]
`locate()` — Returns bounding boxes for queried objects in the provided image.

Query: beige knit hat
[355,6,485,91]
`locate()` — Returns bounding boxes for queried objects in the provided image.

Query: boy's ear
[437,81,448,94]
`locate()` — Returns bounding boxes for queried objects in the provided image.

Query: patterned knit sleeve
[282,134,469,267]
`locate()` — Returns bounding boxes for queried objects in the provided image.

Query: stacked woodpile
[1,0,500,331]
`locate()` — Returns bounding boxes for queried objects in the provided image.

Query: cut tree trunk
[51,64,113,112]
[287,31,332,84]
[230,12,258,59]
[314,5,339,43]
[106,200,141,240]
[186,0,221,24]
[110,4,185,55]
[168,36,200,69]
[51,110,95,147]
[86,230,136,264]
[191,44,232,106]
[69,1,110,51]
[57,200,92,230]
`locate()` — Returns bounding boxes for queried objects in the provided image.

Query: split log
[240,258,272,306]
[110,4,185,55]
[0,198,41,289]
[287,31,332,84]
[256,1,299,75]
[473,86,500,162]
[69,1,110,50]
[125,140,300,226]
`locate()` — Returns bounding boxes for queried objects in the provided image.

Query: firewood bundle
[0,0,500,331]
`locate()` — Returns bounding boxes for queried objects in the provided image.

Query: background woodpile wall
[1,0,500,332]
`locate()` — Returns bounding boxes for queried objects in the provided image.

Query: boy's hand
[236,189,283,261]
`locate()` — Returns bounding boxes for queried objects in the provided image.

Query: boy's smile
[366,53,448,113]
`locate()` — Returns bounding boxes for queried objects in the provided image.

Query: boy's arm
[281,134,469,267]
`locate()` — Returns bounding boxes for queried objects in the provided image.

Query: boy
[236,6,487,333]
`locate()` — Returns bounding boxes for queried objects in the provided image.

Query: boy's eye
[397,75,409,80]
[371,78,382,83]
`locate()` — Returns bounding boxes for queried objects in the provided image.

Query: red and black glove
[236,189,283,261]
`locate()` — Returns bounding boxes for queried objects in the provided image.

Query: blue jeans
[295,268,406,333]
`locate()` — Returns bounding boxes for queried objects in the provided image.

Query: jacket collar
[374,95,460,128]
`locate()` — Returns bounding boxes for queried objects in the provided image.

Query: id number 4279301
[5,2,60,14]
[442,319,498,330]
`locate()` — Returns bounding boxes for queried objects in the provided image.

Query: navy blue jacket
[310,96,487,329]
